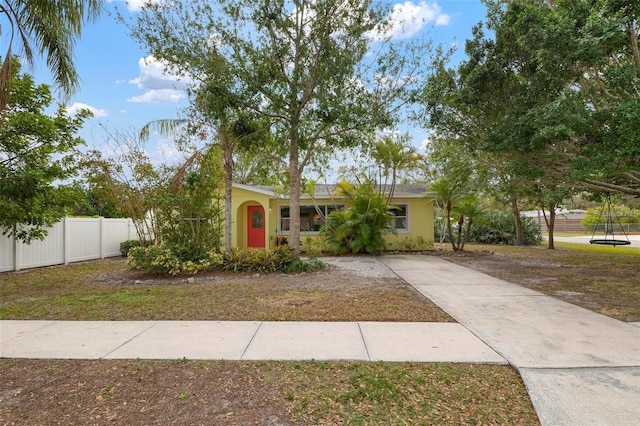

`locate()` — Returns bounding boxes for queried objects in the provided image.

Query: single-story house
[230,183,434,251]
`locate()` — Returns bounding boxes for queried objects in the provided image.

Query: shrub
[319,182,395,255]
[127,245,224,275]
[581,205,640,232]
[222,246,322,273]
[467,211,542,246]
[127,245,324,276]
[120,239,141,257]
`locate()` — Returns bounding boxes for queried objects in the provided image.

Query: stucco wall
[231,187,272,249]
[267,196,434,251]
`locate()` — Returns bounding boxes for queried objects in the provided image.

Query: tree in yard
[0,0,103,114]
[470,0,640,196]
[427,177,468,251]
[140,80,269,253]
[452,196,485,252]
[368,134,423,204]
[0,59,91,243]
[155,146,225,261]
[81,127,170,244]
[420,2,594,248]
[68,182,128,218]
[127,0,429,251]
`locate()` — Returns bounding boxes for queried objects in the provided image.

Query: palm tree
[370,135,422,204]
[452,197,485,251]
[0,0,103,113]
[427,177,467,250]
[140,115,261,254]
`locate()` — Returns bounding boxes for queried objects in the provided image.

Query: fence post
[14,234,21,272]
[128,218,135,240]
[100,217,105,259]
[64,217,70,265]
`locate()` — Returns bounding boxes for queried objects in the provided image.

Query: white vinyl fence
[0,217,137,272]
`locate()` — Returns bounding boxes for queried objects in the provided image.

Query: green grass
[282,362,537,425]
[0,359,539,425]
[0,259,452,322]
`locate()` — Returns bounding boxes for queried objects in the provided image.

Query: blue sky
[28,0,488,167]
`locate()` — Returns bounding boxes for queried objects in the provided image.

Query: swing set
[589,193,631,246]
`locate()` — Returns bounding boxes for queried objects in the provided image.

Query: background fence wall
[531,217,640,234]
[0,217,136,272]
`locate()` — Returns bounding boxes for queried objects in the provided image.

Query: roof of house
[233,183,429,199]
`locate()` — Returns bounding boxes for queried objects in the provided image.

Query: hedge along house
[231,183,435,251]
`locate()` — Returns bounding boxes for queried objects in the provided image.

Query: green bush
[319,182,395,255]
[119,239,154,257]
[120,239,141,257]
[222,246,323,273]
[581,205,640,232]
[127,245,224,275]
[466,211,542,246]
[127,244,324,276]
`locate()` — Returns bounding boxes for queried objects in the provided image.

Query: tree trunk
[223,135,233,254]
[511,198,524,246]
[461,218,473,251]
[288,136,301,252]
[445,204,455,250]
[455,215,464,251]
[541,203,556,249]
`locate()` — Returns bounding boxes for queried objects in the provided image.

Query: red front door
[247,205,266,248]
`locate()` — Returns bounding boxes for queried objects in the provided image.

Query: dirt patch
[1,257,454,322]
[0,359,538,426]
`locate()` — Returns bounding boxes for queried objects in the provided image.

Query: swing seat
[589,239,631,246]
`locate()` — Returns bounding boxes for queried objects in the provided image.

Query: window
[251,209,264,228]
[390,204,408,231]
[279,204,345,233]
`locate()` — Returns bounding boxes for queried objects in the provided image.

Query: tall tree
[0,60,90,243]
[140,102,265,253]
[81,127,169,244]
[127,0,428,250]
[0,0,103,113]
[421,2,591,248]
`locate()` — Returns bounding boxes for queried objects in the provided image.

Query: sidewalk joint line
[101,321,158,359]
[0,320,58,345]
[240,321,263,360]
[357,322,371,361]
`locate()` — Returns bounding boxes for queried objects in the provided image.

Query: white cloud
[114,0,165,12]
[129,55,190,91]
[128,55,191,103]
[369,1,450,41]
[127,89,186,103]
[153,139,183,164]
[66,102,108,118]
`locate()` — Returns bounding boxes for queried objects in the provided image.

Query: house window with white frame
[390,204,408,231]
[279,204,345,233]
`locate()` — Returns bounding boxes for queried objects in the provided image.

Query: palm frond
[139,119,188,141]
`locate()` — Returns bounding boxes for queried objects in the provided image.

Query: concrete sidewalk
[382,255,640,426]
[0,320,505,363]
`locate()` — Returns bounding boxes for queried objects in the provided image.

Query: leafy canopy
[0,59,90,243]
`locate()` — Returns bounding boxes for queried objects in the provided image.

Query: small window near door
[252,209,264,228]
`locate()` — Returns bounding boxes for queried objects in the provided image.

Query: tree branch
[582,178,640,197]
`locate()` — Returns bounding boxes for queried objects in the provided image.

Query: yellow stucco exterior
[230,183,435,251]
